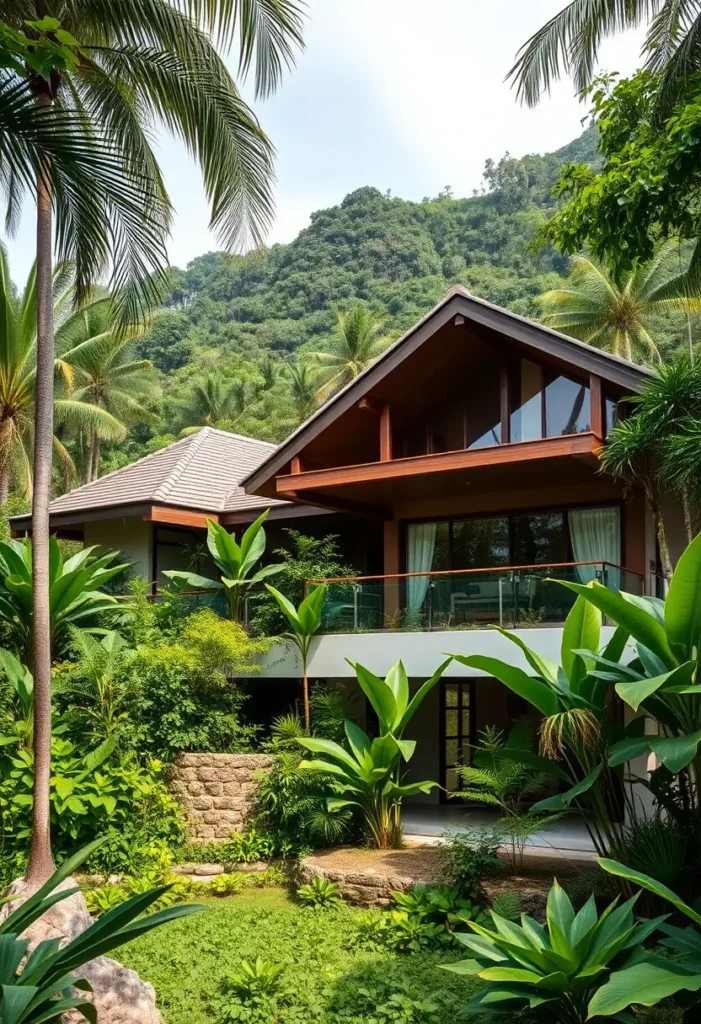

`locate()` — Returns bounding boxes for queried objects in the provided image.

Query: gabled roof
[12,428,287,523]
[242,285,654,495]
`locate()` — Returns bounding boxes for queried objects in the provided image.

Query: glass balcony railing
[310,562,644,634]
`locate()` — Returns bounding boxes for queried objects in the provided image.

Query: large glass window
[466,369,502,450]
[511,359,543,443]
[545,375,590,436]
[453,517,509,569]
[511,512,566,565]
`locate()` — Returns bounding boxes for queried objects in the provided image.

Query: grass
[120,886,479,1024]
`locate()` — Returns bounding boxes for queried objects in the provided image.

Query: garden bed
[298,846,564,914]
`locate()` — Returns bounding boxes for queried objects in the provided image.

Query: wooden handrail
[308,560,643,585]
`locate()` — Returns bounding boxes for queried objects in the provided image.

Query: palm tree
[286,361,317,424]
[601,413,675,580]
[176,371,244,436]
[538,243,701,364]
[310,307,391,403]
[509,0,699,113]
[60,299,157,481]
[0,250,128,503]
[0,1,304,884]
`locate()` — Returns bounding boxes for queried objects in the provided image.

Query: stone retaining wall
[169,753,274,841]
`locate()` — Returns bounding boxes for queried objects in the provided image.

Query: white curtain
[406,523,437,612]
[568,507,621,587]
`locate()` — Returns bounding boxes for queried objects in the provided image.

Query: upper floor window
[510,359,590,442]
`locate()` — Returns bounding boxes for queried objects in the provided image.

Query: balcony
[309,561,644,635]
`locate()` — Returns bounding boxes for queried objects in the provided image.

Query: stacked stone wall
[169,753,273,841]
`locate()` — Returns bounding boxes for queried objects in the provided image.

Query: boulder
[0,877,162,1024]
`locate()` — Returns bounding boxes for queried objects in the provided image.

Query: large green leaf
[490,626,560,684]
[649,730,701,774]
[348,661,397,731]
[615,673,675,712]
[297,736,361,775]
[239,510,268,575]
[588,961,701,1017]
[665,529,701,659]
[561,595,600,689]
[449,655,559,717]
[396,659,450,735]
[530,764,604,814]
[555,581,677,669]
[384,661,409,718]
[599,860,701,927]
[161,570,221,591]
[264,585,300,633]
[607,736,651,768]
[297,584,326,635]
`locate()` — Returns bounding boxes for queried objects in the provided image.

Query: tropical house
[241,285,685,821]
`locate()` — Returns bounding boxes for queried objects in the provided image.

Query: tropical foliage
[0,537,127,659]
[265,582,326,729]
[443,880,669,1022]
[0,838,202,1024]
[164,512,283,622]
[538,243,701,363]
[298,659,449,847]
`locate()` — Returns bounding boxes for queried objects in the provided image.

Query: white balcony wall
[250,626,621,679]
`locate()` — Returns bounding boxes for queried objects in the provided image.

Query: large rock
[0,877,162,1024]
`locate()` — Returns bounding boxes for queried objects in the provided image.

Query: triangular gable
[243,286,652,495]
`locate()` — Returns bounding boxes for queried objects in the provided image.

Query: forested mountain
[99,128,608,472]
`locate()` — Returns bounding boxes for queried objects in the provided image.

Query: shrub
[252,747,352,856]
[439,827,501,902]
[212,957,285,1024]
[297,876,343,910]
[390,885,487,929]
[122,609,265,760]
[0,734,185,871]
[248,531,356,637]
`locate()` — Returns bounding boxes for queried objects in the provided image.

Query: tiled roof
[33,428,287,517]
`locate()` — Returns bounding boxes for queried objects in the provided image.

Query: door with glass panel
[441,680,474,800]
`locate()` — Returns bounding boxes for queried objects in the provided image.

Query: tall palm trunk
[0,465,9,507]
[645,479,674,582]
[27,100,56,885]
[89,429,100,482]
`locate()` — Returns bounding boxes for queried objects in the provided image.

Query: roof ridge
[49,431,199,506]
[206,427,277,448]
[152,426,212,503]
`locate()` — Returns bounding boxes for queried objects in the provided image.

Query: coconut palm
[60,300,157,481]
[286,361,317,423]
[175,371,245,436]
[509,0,701,113]
[0,0,304,884]
[538,243,701,364]
[0,250,129,503]
[310,307,391,403]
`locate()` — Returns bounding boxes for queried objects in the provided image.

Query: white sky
[5,0,648,282]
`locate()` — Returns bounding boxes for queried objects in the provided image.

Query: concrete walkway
[402,805,598,866]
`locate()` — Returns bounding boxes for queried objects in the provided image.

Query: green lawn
[120,887,478,1024]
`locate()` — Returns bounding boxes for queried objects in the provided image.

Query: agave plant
[554,530,701,821]
[443,880,665,1022]
[0,837,202,1024]
[449,597,627,856]
[164,511,283,622]
[0,537,127,660]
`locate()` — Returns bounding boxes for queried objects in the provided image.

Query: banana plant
[589,858,701,1020]
[348,658,451,738]
[449,597,629,856]
[163,511,283,622]
[297,657,449,847]
[298,718,437,848]
[0,537,127,661]
[443,879,667,1022]
[265,582,326,731]
[0,837,203,1024]
[553,531,701,818]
